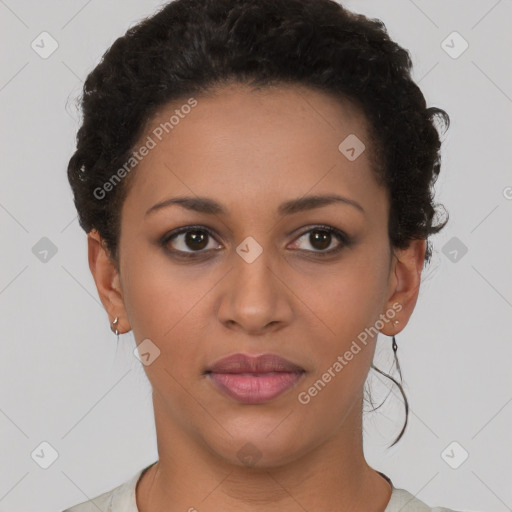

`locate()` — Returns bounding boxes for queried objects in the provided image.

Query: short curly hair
[67,0,450,446]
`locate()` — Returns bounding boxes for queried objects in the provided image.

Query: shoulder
[377,470,468,512]
[61,485,117,512]
[61,463,154,512]
[386,487,465,512]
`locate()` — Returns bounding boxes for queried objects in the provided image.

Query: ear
[87,229,130,334]
[380,239,426,337]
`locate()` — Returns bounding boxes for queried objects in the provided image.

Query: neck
[136,393,392,512]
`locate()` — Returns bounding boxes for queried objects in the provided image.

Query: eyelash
[159,224,351,259]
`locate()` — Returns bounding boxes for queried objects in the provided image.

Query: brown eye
[292,225,348,254]
[183,230,209,250]
[161,226,222,255]
[309,229,332,250]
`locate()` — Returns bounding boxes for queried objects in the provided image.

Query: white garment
[62,463,462,512]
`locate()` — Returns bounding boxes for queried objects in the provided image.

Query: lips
[205,353,305,404]
[207,353,304,374]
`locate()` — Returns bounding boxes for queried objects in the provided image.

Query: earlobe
[380,239,426,336]
[87,229,130,334]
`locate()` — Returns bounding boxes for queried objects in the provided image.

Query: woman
[63,0,461,510]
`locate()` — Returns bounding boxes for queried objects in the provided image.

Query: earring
[111,317,119,342]
[392,320,403,379]
[392,320,399,353]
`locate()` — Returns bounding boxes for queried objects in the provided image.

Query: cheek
[121,262,210,404]
[120,247,209,349]
[292,253,391,407]
[302,253,389,339]
[294,259,387,418]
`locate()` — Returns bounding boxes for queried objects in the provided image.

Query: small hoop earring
[110,317,119,342]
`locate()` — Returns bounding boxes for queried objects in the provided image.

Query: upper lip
[206,353,305,374]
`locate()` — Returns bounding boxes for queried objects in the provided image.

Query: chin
[205,419,311,470]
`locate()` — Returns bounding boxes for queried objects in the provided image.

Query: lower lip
[208,372,304,404]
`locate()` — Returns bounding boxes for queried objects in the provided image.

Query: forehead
[122,83,385,220]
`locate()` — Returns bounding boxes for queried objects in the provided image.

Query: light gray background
[1,1,511,511]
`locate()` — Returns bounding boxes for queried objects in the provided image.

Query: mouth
[205,353,306,404]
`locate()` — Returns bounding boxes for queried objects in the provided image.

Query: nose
[217,248,294,335]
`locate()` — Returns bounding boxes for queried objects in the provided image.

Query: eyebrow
[145,194,365,218]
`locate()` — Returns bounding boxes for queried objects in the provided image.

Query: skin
[88,83,426,512]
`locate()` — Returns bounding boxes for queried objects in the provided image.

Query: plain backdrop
[1,1,511,511]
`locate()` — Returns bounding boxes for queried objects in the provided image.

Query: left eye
[163,227,221,253]
[291,226,347,253]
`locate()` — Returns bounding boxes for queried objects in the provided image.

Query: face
[89,83,425,469]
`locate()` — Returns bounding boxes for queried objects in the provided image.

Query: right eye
[160,225,223,257]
